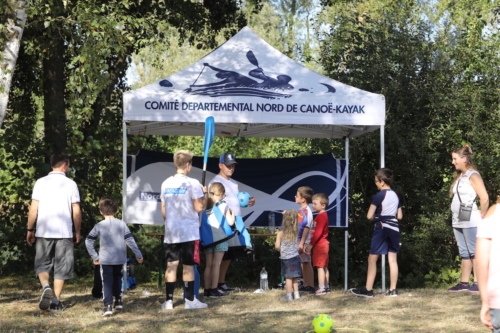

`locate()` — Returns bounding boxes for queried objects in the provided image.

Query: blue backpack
[227,215,253,253]
[200,202,237,250]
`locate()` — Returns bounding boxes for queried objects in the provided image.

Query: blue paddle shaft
[202,116,215,185]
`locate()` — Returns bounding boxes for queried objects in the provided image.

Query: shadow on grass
[0,284,487,333]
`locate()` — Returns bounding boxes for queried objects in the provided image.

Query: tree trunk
[43,31,66,154]
[40,0,67,156]
[0,0,29,129]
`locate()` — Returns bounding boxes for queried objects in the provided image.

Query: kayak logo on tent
[139,192,161,202]
[159,50,336,100]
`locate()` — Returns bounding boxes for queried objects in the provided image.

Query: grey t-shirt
[85,218,142,265]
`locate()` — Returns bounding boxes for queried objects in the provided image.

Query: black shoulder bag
[457,179,476,221]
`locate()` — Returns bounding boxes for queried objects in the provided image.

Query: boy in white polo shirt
[26,152,82,312]
[160,150,208,310]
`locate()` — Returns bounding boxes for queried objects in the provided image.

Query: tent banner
[125,149,348,228]
[123,27,385,127]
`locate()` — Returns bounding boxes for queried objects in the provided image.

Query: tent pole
[122,120,128,221]
[345,136,349,291]
[380,125,386,292]
[122,120,128,295]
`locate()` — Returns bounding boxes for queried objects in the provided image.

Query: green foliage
[424,265,462,289]
[0,230,21,269]
[318,0,500,288]
[0,0,248,277]
[1,0,500,291]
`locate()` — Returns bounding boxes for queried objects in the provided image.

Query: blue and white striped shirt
[371,189,401,232]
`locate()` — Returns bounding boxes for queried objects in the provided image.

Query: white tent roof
[123,27,385,139]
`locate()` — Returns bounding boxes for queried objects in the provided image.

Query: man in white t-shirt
[160,150,208,310]
[208,153,255,292]
[26,152,81,312]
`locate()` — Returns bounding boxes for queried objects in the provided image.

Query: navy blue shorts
[281,255,302,278]
[370,226,400,254]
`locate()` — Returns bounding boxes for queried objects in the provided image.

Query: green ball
[311,314,334,333]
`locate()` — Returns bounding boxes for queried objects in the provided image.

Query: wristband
[27,228,35,232]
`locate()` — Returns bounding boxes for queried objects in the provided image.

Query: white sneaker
[161,300,173,310]
[184,297,208,309]
[280,294,293,302]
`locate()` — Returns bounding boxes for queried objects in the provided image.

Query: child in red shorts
[305,193,329,296]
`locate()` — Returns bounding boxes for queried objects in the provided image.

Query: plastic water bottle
[268,211,275,234]
[260,267,268,290]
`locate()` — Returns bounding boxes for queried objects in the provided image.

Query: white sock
[286,293,292,298]
[293,291,300,299]
[319,285,326,290]
[42,284,50,289]
[52,297,59,304]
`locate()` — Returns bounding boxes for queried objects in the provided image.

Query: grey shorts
[35,238,74,280]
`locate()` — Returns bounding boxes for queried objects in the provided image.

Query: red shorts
[312,242,329,268]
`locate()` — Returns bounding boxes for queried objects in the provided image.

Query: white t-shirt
[451,170,481,228]
[476,204,500,309]
[208,174,241,216]
[160,175,204,244]
[32,171,80,238]
[305,205,313,243]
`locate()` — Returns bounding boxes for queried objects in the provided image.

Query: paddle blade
[203,116,215,164]
[246,50,259,67]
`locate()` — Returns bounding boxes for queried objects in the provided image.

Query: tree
[0,0,28,128]
[0,0,247,275]
[317,0,500,287]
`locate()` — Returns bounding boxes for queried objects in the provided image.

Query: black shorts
[165,240,200,265]
[222,247,237,261]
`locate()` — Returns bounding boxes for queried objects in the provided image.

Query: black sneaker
[350,287,374,298]
[299,286,316,295]
[468,282,479,293]
[448,282,469,292]
[272,282,285,290]
[325,286,331,294]
[203,289,210,297]
[209,288,224,299]
[114,298,123,310]
[385,289,399,297]
[49,301,66,312]
[102,305,113,317]
[315,288,326,296]
[39,287,53,310]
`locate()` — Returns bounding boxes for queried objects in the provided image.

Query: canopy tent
[122,26,386,291]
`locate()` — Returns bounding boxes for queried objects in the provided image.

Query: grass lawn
[0,276,489,333]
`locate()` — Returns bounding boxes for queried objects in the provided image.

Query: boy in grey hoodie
[85,196,143,316]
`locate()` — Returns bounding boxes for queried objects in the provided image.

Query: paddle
[201,116,215,186]
[246,50,260,68]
